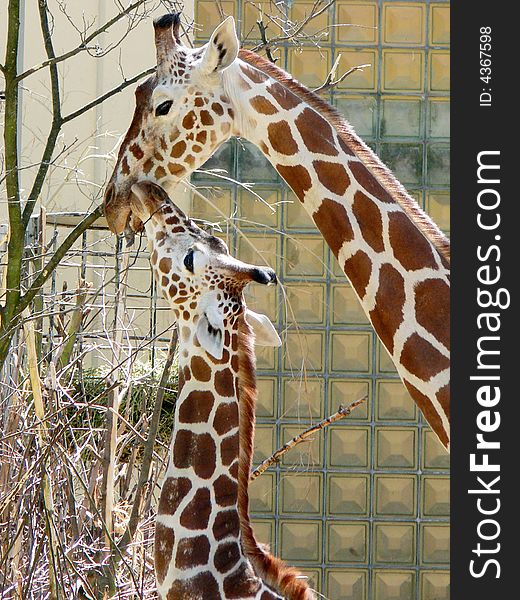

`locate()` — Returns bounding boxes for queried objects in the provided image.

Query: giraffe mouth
[123,193,145,247]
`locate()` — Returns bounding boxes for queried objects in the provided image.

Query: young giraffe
[104,13,451,450]
[128,181,314,600]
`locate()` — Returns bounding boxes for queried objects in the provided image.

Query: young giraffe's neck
[222,51,450,449]
[155,317,272,598]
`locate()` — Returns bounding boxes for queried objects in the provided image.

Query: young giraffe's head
[105,13,240,234]
[129,180,280,355]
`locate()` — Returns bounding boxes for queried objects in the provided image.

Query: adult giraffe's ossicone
[104,13,451,450]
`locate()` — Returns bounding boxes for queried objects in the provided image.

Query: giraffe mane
[238,49,450,265]
[236,315,314,600]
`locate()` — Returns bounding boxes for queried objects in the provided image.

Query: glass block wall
[191,2,450,598]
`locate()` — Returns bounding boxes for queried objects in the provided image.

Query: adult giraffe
[104,13,450,450]
[129,181,314,599]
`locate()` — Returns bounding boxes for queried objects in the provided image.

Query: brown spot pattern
[250,95,278,115]
[129,143,143,160]
[200,110,214,126]
[403,380,448,448]
[190,356,212,381]
[213,474,238,507]
[166,571,219,600]
[221,432,239,466]
[414,279,450,350]
[229,460,239,480]
[170,141,186,158]
[173,430,216,479]
[268,81,302,110]
[154,522,174,585]
[168,162,186,177]
[313,199,354,257]
[196,130,207,144]
[212,102,224,116]
[143,158,153,174]
[223,562,262,598]
[276,164,312,201]
[175,535,210,569]
[389,212,438,271]
[159,257,171,273]
[268,121,298,155]
[400,333,450,381]
[314,160,351,196]
[296,108,338,156]
[214,541,241,574]
[349,161,395,203]
[436,383,450,420]
[352,191,385,253]
[213,509,240,541]
[182,111,197,130]
[338,136,356,157]
[214,402,239,435]
[154,166,166,179]
[369,263,405,354]
[178,390,214,423]
[158,477,192,516]
[214,368,234,397]
[180,487,211,529]
[344,250,372,299]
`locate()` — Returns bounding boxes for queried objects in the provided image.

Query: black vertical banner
[452,4,515,599]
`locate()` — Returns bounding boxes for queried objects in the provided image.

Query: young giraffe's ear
[197,294,225,359]
[200,16,239,74]
[245,309,282,347]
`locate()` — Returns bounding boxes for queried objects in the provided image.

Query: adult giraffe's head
[130,181,280,356]
[104,13,240,234]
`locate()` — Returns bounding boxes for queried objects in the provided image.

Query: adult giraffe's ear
[197,293,225,359]
[245,309,282,347]
[200,16,239,74]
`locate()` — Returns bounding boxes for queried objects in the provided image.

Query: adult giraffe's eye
[184,249,195,273]
[155,100,173,117]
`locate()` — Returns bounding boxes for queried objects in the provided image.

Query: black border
[451,4,515,596]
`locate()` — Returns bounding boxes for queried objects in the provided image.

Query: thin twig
[313,56,372,94]
[15,0,149,82]
[250,395,368,481]
[61,67,155,125]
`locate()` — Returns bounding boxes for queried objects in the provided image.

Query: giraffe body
[104,13,450,450]
[129,181,314,599]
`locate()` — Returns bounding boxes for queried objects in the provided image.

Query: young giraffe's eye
[184,249,195,273]
[155,100,173,117]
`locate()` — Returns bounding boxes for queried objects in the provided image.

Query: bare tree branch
[61,66,155,125]
[313,54,372,94]
[117,328,178,556]
[250,395,368,481]
[15,0,150,83]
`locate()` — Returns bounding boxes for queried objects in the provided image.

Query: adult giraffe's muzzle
[103,181,134,235]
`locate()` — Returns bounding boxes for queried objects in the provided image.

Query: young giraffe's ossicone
[129,181,315,600]
[104,12,451,450]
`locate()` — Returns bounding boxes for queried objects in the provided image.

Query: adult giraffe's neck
[225,52,451,450]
